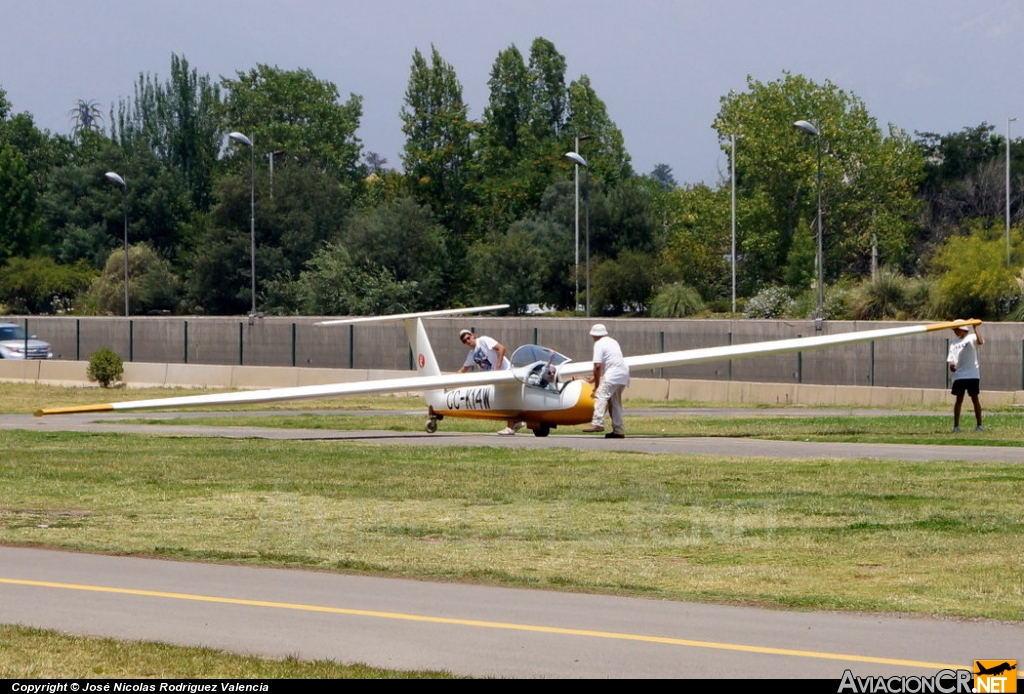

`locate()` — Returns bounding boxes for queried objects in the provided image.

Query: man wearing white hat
[947,320,984,433]
[582,323,630,438]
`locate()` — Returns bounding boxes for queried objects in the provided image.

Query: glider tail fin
[406,317,441,377]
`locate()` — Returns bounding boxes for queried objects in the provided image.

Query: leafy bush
[87,348,124,388]
[743,286,794,319]
[649,283,705,317]
[850,269,909,320]
[791,283,853,320]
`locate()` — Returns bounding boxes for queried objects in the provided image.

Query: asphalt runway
[3,408,1022,462]
[2,409,1022,677]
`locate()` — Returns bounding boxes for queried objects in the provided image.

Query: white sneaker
[513,421,525,431]
[497,427,516,435]
[952,426,961,433]
[975,425,984,432]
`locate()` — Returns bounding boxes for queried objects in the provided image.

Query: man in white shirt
[457,330,523,435]
[582,324,630,439]
[947,321,984,433]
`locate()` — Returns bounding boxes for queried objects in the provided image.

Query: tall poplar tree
[400,46,476,240]
[113,54,222,212]
[478,45,535,229]
[565,75,632,185]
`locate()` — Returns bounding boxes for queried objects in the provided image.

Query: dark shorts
[951,379,980,397]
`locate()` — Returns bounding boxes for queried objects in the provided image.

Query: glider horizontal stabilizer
[316,304,510,327]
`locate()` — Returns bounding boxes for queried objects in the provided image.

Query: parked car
[0,323,53,359]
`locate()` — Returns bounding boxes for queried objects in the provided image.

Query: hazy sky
[2,0,1021,185]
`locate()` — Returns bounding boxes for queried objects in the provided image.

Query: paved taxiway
[2,546,1020,679]
[3,410,1021,677]
[3,408,1022,462]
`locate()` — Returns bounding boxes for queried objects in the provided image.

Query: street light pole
[730,134,740,314]
[1007,117,1017,267]
[793,119,824,330]
[565,149,590,316]
[229,131,256,319]
[104,172,129,316]
[572,144,580,312]
[566,136,589,313]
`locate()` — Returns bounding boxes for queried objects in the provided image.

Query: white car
[0,323,53,360]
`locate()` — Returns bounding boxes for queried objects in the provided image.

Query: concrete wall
[6,314,1024,391]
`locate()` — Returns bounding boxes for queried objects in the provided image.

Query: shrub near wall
[87,348,124,388]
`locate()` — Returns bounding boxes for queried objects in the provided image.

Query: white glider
[36,309,980,437]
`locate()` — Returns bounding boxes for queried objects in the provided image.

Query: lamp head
[793,120,820,137]
[564,151,587,167]
[228,131,253,147]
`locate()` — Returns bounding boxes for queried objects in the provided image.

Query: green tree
[930,222,1021,319]
[565,75,632,184]
[649,283,705,318]
[220,63,363,189]
[480,45,532,173]
[0,256,96,314]
[68,99,104,138]
[186,193,252,315]
[714,73,924,287]
[113,55,222,211]
[40,132,128,268]
[658,184,731,299]
[465,224,547,313]
[400,46,477,240]
[188,166,350,314]
[1,90,64,261]
[0,144,42,262]
[341,197,451,309]
[526,38,568,142]
[915,123,1024,253]
[649,163,677,190]
[590,249,657,315]
[477,45,535,230]
[285,243,421,316]
[519,38,570,209]
[784,217,816,291]
[86,243,183,315]
[87,347,123,387]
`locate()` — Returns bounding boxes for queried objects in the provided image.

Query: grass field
[2,429,1021,619]
[3,382,1022,676]
[119,410,1024,445]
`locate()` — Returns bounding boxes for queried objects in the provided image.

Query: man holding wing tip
[947,320,984,433]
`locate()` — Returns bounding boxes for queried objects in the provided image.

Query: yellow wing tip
[35,403,116,417]
[924,319,982,333]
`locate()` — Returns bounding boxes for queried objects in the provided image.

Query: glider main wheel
[425,418,438,434]
[532,424,550,437]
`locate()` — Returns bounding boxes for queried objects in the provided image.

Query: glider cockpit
[510,344,571,393]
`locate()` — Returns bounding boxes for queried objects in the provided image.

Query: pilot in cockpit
[526,362,559,391]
